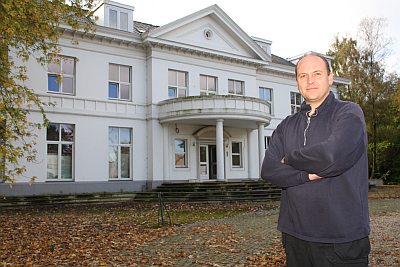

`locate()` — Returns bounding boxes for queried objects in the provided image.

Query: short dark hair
[295,52,331,78]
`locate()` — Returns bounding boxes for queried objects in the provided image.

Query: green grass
[160,201,279,226]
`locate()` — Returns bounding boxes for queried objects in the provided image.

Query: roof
[271,54,295,67]
[134,20,294,67]
[133,21,158,34]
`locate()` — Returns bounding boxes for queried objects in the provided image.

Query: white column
[163,124,169,181]
[258,122,265,174]
[247,129,253,178]
[216,119,225,180]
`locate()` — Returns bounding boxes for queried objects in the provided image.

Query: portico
[158,95,271,181]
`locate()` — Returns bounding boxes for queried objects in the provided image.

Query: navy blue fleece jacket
[261,92,370,243]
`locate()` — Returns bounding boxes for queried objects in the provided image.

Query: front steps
[135,179,281,202]
[0,180,281,207]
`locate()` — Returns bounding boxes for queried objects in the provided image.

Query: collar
[300,91,335,115]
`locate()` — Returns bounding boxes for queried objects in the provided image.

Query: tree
[372,74,400,184]
[328,17,398,181]
[392,77,400,114]
[0,0,96,184]
[358,18,393,179]
[328,36,366,105]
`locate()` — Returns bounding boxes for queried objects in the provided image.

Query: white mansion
[1,1,346,196]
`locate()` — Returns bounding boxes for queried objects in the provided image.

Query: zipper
[303,110,318,146]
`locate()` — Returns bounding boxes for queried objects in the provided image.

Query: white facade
[1,2,344,196]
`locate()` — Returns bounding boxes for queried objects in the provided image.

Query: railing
[158,95,271,126]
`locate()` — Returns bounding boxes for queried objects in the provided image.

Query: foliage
[0,201,283,266]
[0,0,97,183]
[391,77,400,114]
[0,198,399,266]
[328,17,400,184]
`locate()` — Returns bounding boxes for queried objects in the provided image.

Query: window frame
[109,8,129,31]
[46,123,75,181]
[108,127,133,180]
[200,74,217,96]
[264,136,272,150]
[174,139,188,168]
[259,87,273,114]
[228,79,244,95]
[290,91,303,114]
[108,63,132,101]
[231,141,243,168]
[119,11,128,31]
[47,56,76,95]
[168,69,188,99]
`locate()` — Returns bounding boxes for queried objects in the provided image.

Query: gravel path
[129,199,400,266]
[129,208,281,266]
[369,199,400,266]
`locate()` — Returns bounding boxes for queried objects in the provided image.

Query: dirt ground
[368,198,400,266]
[0,186,398,266]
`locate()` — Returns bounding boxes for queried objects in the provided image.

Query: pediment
[144,5,270,62]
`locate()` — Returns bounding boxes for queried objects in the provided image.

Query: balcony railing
[158,95,271,128]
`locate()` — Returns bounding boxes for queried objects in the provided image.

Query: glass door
[209,145,217,180]
[199,145,208,179]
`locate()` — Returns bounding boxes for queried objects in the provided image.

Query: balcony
[158,95,271,129]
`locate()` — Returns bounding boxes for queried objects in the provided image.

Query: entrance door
[209,145,217,180]
[199,144,217,180]
[199,145,209,179]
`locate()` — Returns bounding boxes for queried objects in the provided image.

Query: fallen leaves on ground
[369,211,400,266]
[0,202,278,266]
[0,203,177,266]
[1,196,399,266]
[244,240,286,267]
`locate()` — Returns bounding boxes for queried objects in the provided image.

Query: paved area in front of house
[125,208,281,266]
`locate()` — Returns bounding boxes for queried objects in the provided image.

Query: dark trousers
[282,233,370,267]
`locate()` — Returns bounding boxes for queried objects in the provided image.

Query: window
[46,123,74,180]
[200,75,217,96]
[290,92,303,114]
[109,9,128,31]
[109,9,118,28]
[259,87,272,102]
[174,139,187,168]
[260,87,273,114]
[231,141,243,168]
[109,127,132,179]
[120,12,128,31]
[228,79,244,95]
[47,56,75,95]
[168,70,188,98]
[199,145,208,175]
[109,63,131,101]
[264,136,272,149]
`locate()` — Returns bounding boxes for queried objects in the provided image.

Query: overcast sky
[118,0,399,73]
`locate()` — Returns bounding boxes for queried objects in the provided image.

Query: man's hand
[281,157,321,181]
[309,173,322,181]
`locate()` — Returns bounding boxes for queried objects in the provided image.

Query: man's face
[296,55,333,108]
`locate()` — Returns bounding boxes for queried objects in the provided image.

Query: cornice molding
[59,25,144,49]
[144,39,267,68]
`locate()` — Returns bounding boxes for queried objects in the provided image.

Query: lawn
[0,186,398,266]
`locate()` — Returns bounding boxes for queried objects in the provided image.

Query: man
[261,52,370,266]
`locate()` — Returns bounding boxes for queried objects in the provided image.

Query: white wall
[17,36,149,184]
[148,49,259,103]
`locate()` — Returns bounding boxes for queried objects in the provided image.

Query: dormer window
[93,1,134,32]
[120,12,128,31]
[109,9,128,31]
[109,9,117,28]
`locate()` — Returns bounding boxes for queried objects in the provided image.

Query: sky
[118,0,399,73]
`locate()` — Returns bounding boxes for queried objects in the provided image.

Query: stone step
[0,180,281,206]
[134,180,281,202]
